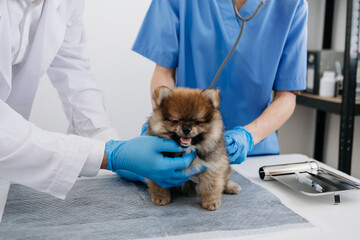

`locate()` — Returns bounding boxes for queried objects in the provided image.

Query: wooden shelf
[296,92,360,115]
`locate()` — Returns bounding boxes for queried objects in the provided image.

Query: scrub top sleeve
[132,0,180,69]
[273,0,308,91]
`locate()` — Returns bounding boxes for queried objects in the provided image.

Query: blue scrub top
[133,0,307,155]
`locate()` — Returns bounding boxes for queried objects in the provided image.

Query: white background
[29,0,360,178]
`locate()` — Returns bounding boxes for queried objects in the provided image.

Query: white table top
[1,154,360,240]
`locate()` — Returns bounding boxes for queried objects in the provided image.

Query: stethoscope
[209,0,266,88]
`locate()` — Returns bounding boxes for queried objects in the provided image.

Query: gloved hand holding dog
[224,126,254,164]
[142,122,254,164]
[105,136,199,188]
[114,122,254,185]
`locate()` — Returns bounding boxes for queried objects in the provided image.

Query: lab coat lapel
[0,0,12,100]
[20,0,66,78]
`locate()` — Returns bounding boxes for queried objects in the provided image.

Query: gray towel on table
[0,172,309,240]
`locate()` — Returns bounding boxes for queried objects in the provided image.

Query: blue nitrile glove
[114,121,150,184]
[224,126,254,164]
[105,136,200,188]
[115,169,147,184]
[140,121,148,136]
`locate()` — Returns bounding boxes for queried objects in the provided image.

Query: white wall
[29,0,360,177]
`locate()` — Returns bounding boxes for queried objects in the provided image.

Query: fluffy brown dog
[146,86,240,211]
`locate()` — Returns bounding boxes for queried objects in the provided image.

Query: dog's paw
[152,195,171,206]
[201,197,221,211]
[223,179,242,194]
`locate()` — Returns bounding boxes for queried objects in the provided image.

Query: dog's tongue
[180,137,192,145]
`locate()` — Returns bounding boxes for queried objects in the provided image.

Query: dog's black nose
[182,126,191,135]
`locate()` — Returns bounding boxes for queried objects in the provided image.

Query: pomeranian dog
[146,86,241,211]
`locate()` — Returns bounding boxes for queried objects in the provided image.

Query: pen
[295,172,324,193]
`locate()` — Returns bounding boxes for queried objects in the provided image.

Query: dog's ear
[153,86,171,107]
[202,88,220,108]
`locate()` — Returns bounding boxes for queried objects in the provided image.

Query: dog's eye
[172,120,179,124]
[195,120,203,125]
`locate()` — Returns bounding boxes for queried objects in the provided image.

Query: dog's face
[148,87,223,148]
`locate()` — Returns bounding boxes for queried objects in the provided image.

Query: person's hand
[115,170,147,184]
[105,136,201,188]
[114,121,148,184]
[224,126,254,164]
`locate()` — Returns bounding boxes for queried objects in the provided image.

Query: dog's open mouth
[180,137,192,147]
[172,133,203,147]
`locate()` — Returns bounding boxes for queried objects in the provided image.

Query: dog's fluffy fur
[146,87,241,211]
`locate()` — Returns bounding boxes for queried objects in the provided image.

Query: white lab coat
[0,0,119,199]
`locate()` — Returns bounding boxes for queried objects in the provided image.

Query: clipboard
[259,161,360,204]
